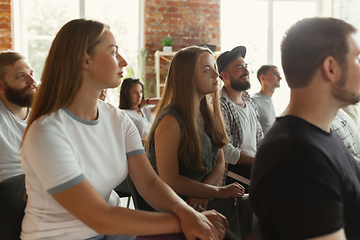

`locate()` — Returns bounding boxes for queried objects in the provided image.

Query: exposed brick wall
[144,0,221,97]
[0,0,11,50]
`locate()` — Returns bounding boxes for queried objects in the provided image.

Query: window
[221,0,327,115]
[13,0,142,106]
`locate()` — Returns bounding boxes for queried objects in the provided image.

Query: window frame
[12,0,144,61]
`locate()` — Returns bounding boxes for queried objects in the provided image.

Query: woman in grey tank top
[147,46,253,239]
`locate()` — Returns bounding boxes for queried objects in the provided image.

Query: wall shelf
[154,51,176,98]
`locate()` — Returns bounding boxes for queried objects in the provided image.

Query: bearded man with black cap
[217,46,263,192]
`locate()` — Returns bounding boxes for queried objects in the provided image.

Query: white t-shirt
[124,106,155,139]
[0,98,28,182]
[251,92,276,135]
[232,104,258,157]
[21,100,144,240]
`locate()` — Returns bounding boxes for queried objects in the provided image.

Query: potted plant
[161,36,174,52]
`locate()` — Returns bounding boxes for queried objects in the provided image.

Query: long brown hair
[119,78,144,109]
[21,19,108,145]
[149,46,228,170]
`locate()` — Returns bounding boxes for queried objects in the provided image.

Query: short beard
[230,74,251,91]
[3,81,35,107]
[332,64,360,105]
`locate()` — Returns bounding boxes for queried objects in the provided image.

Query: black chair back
[114,176,132,208]
[0,174,26,240]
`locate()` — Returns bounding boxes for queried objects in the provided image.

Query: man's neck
[224,85,245,106]
[0,96,29,120]
[282,89,338,132]
[259,87,274,97]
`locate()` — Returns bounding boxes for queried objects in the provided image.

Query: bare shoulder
[156,114,180,132]
[155,114,181,143]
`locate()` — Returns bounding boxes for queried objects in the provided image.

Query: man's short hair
[257,64,277,83]
[0,50,24,82]
[281,17,356,88]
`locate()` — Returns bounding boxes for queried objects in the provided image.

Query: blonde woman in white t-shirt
[20,19,227,240]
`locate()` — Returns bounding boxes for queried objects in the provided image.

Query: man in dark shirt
[250,17,360,240]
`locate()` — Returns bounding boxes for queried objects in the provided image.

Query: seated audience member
[216,46,264,192]
[99,88,107,101]
[251,64,282,135]
[148,46,253,239]
[331,108,360,164]
[119,78,159,142]
[342,103,360,132]
[0,50,36,182]
[20,19,228,240]
[250,17,360,239]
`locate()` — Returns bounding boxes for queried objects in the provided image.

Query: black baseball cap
[217,46,246,79]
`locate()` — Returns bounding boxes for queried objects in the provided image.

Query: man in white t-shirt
[0,50,36,182]
[251,65,282,135]
[217,46,264,191]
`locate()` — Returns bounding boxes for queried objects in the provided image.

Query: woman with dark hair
[119,78,159,141]
[148,46,253,239]
[20,19,227,240]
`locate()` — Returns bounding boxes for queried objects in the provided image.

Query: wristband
[146,98,150,104]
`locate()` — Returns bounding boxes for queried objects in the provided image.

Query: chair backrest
[127,176,153,211]
[114,176,132,208]
[114,176,132,198]
[0,174,26,240]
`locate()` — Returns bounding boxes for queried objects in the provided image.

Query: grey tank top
[148,105,220,186]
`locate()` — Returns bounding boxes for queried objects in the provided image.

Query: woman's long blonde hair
[149,46,229,170]
[21,19,108,145]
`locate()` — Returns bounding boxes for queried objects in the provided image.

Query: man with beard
[0,50,36,182]
[252,65,282,135]
[217,46,264,192]
[250,17,360,239]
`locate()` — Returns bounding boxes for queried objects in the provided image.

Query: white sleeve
[22,121,83,193]
[223,142,241,165]
[142,105,155,123]
[121,111,146,156]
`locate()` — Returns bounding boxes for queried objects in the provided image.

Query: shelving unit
[154,50,176,98]
[154,50,221,98]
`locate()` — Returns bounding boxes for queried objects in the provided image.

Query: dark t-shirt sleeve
[252,145,344,239]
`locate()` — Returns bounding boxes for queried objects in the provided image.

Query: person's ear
[83,52,91,70]
[221,71,229,81]
[322,56,341,83]
[260,74,266,82]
